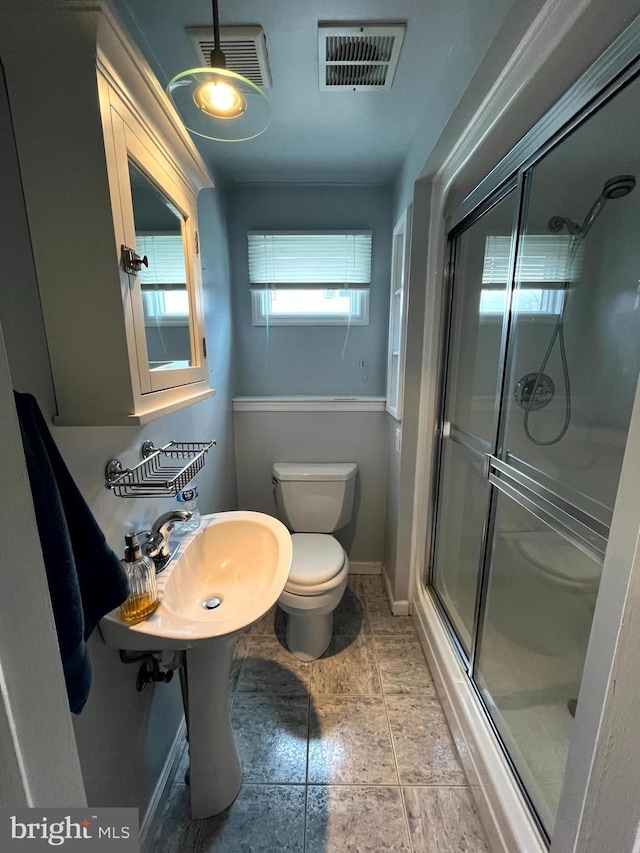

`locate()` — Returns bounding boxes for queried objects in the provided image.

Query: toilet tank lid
[273,462,357,482]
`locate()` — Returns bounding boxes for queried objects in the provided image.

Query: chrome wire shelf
[105,440,216,498]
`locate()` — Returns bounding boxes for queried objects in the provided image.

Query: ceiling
[113,0,514,185]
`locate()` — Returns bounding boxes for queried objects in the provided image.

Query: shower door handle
[483,453,492,479]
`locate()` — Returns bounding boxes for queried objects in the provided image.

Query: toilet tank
[272,463,357,533]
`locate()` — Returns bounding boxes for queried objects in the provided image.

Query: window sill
[252,316,370,327]
[479,313,561,325]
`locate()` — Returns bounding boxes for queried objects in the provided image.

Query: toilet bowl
[272,462,357,661]
[513,531,601,593]
[494,530,602,655]
[278,533,349,661]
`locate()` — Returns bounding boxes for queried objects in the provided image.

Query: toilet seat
[284,534,346,595]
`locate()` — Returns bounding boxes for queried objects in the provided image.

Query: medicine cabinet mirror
[112,94,210,400]
[128,162,197,382]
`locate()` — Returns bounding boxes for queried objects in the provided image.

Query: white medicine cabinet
[2,2,213,425]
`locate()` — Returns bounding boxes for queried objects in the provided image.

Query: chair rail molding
[233,397,386,412]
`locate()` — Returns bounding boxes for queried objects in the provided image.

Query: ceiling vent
[187,26,272,88]
[318,24,405,91]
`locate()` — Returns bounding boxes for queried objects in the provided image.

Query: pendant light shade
[168,67,271,141]
[166,0,271,142]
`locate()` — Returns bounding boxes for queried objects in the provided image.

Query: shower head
[580,173,636,237]
[548,173,636,237]
[602,174,636,199]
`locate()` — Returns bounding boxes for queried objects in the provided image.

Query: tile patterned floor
[145,576,490,853]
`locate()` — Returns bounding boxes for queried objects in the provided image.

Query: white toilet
[272,462,358,661]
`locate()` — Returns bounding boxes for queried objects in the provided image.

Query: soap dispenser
[120,533,159,624]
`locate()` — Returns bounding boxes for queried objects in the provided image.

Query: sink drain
[202,596,222,610]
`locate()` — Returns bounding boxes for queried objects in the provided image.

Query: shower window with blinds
[479,234,580,316]
[248,231,372,325]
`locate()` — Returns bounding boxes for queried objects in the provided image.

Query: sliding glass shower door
[429,70,640,838]
[431,190,517,654]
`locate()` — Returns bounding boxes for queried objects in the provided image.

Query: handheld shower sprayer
[547,174,636,238]
[523,174,636,446]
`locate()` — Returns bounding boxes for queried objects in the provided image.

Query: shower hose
[523,235,581,447]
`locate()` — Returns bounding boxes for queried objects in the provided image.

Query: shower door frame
[429,171,550,835]
[427,173,523,666]
[424,22,640,844]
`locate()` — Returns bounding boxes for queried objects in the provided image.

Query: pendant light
[166,0,271,142]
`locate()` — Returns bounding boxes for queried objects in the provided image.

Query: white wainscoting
[139,718,187,848]
[233,397,386,412]
[233,403,388,563]
[349,561,382,574]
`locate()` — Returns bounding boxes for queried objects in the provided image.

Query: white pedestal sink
[100,511,292,818]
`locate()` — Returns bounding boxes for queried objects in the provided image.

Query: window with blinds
[248,231,372,325]
[137,234,187,288]
[481,234,581,316]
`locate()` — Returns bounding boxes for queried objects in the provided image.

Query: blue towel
[13,392,129,714]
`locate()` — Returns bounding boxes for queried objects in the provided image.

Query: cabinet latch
[121,245,149,275]
[195,231,199,256]
[202,336,207,359]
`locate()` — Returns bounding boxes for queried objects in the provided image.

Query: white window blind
[248,231,372,290]
[137,234,187,290]
[483,234,584,285]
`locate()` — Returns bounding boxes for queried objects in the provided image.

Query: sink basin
[100,510,292,650]
[99,511,292,819]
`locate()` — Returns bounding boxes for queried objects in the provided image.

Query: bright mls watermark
[1,809,138,850]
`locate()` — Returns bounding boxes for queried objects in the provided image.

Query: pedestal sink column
[185,633,243,818]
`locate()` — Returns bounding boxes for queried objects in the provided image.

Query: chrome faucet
[142,510,192,572]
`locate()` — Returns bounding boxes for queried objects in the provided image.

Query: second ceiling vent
[318,24,405,91]
[187,26,272,88]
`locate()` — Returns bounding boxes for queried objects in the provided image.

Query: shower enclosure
[427,66,640,838]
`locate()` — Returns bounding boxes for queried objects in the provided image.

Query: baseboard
[382,564,411,616]
[412,586,546,853]
[348,561,381,575]
[140,718,187,848]
[390,599,410,616]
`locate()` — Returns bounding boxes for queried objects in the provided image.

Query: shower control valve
[514,373,555,411]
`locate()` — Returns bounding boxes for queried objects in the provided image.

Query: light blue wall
[391,0,514,222]
[60,185,238,814]
[383,0,523,601]
[0,93,237,817]
[234,409,389,562]
[228,184,393,397]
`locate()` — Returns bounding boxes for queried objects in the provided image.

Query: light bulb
[193,79,247,119]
